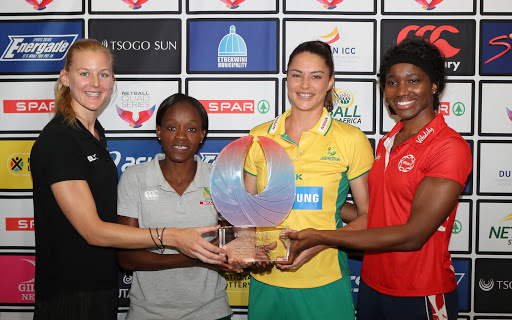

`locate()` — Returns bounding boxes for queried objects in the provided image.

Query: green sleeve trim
[243,168,256,177]
[347,168,371,181]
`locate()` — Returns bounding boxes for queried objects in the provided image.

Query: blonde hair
[54,38,114,127]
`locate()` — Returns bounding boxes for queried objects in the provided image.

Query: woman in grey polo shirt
[116,93,234,320]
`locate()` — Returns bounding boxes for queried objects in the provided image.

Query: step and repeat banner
[1,0,512,319]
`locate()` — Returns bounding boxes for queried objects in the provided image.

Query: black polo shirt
[31,114,118,296]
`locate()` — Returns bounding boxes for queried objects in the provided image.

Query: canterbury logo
[397,25,461,58]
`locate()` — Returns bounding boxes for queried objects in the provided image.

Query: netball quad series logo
[398,154,415,172]
[25,0,54,10]
[218,25,247,69]
[219,0,246,9]
[317,0,344,10]
[414,0,444,10]
[507,107,512,122]
[121,0,149,10]
[116,105,155,128]
[0,35,77,61]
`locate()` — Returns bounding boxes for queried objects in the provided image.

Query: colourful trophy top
[210,136,296,227]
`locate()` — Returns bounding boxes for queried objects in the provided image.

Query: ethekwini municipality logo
[218,25,247,69]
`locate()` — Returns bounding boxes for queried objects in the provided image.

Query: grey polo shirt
[117,154,231,320]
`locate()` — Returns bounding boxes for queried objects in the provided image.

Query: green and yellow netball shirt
[244,108,374,289]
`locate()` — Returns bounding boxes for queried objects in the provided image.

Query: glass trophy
[210,135,296,262]
[218,226,290,262]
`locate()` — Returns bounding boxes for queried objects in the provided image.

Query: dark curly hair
[379,36,446,110]
[287,41,336,112]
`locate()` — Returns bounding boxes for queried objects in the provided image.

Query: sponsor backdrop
[0,0,511,319]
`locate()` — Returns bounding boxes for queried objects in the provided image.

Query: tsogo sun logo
[479,278,494,292]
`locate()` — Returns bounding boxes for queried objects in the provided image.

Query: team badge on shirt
[144,190,158,200]
[201,187,213,205]
[398,154,415,172]
[320,146,340,162]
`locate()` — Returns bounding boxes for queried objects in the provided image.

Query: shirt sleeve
[243,131,264,176]
[36,130,88,185]
[117,165,141,219]
[345,127,375,181]
[425,136,472,186]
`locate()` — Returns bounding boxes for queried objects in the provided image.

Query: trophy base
[218,226,289,262]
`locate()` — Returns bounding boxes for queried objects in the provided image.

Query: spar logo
[201,99,269,114]
[219,0,246,9]
[218,25,248,69]
[6,217,35,231]
[8,153,31,176]
[3,99,54,113]
[436,101,466,117]
[25,0,54,10]
[414,0,444,10]
[316,0,345,10]
[121,0,149,10]
[0,35,77,61]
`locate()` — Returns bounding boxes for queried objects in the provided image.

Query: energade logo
[381,20,475,76]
